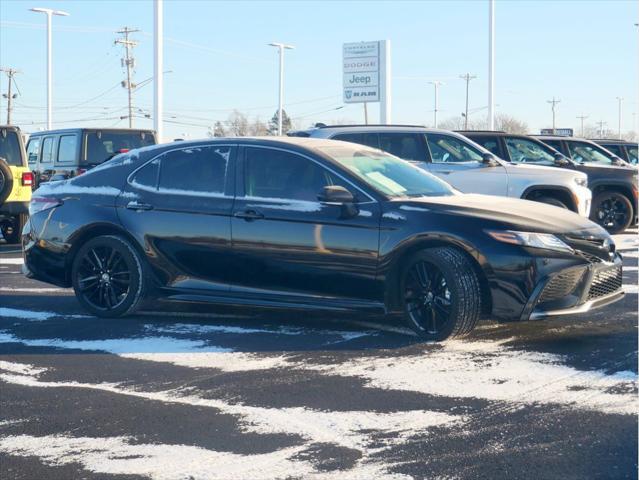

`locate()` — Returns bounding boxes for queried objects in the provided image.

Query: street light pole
[154,0,163,143]
[30,7,69,130]
[268,42,294,136]
[488,0,495,130]
[616,97,623,139]
[429,81,444,128]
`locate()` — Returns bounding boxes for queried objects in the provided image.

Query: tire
[1,213,27,244]
[400,246,481,341]
[590,191,633,234]
[71,235,145,317]
[0,157,13,205]
[535,196,568,210]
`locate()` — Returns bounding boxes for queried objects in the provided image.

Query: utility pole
[576,114,588,137]
[115,27,139,128]
[429,81,444,128]
[0,68,20,125]
[459,73,477,129]
[596,120,607,138]
[547,97,561,134]
[616,96,623,139]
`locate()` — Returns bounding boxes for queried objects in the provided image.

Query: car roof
[289,124,458,136]
[455,130,507,135]
[0,125,21,133]
[591,139,636,145]
[28,127,156,136]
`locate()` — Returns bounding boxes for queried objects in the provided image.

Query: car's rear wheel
[590,191,633,234]
[401,247,481,341]
[535,196,568,210]
[71,235,145,317]
[1,213,27,244]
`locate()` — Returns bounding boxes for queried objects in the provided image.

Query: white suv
[290,125,591,217]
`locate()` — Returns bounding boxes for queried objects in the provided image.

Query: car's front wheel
[401,246,481,341]
[71,235,146,317]
[590,191,633,234]
[1,213,27,244]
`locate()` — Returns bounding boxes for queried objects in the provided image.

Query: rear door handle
[234,209,264,221]
[126,201,153,211]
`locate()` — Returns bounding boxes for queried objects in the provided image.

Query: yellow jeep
[0,125,32,244]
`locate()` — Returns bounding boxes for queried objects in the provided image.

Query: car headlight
[574,176,587,187]
[485,230,574,253]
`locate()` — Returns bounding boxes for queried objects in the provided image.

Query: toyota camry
[22,137,624,340]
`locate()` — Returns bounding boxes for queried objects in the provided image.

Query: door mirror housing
[482,153,498,166]
[611,156,625,166]
[318,185,355,204]
[553,153,571,166]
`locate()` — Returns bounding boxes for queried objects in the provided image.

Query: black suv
[591,139,637,165]
[460,131,638,234]
[26,128,156,187]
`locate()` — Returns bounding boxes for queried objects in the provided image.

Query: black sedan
[22,137,624,340]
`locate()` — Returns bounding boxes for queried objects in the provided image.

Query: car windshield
[84,131,155,164]
[0,130,23,166]
[318,145,455,198]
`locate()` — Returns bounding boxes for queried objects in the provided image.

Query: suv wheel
[71,235,146,317]
[590,191,633,234]
[1,214,27,244]
[535,196,568,210]
[401,247,481,341]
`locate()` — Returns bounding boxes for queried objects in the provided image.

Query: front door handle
[126,201,153,211]
[234,209,264,221]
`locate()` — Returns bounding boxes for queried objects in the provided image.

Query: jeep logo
[347,74,372,85]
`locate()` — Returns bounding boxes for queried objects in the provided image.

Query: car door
[424,132,508,195]
[117,144,236,291]
[229,145,382,303]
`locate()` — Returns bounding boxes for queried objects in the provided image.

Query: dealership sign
[540,128,574,137]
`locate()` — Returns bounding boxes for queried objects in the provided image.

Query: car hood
[503,162,587,180]
[393,193,606,235]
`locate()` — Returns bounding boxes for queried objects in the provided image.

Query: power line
[115,27,140,128]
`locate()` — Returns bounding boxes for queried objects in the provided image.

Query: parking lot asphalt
[0,230,637,480]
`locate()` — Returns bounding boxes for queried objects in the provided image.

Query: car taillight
[119,148,130,153]
[22,171,34,186]
[29,197,63,215]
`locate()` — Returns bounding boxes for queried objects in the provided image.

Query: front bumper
[521,254,624,321]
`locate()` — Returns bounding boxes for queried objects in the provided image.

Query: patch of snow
[0,434,412,480]
[36,183,122,196]
[0,360,47,376]
[621,250,638,258]
[121,352,292,372]
[0,258,23,265]
[382,212,406,221]
[399,205,430,212]
[358,209,373,217]
[0,308,89,321]
[0,287,66,293]
[623,284,638,294]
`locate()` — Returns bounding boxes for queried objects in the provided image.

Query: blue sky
[1,0,637,139]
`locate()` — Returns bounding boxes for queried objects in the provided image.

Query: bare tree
[438,113,528,134]
[249,118,269,136]
[212,121,226,137]
[494,114,528,134]
[227,110,250,137]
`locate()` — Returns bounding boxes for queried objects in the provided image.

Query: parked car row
[289,125,638,234]
[22,136,626,341]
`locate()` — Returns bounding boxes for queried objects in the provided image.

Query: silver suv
[289,125,591,217]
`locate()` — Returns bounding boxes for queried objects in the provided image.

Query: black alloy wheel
[72,235,145,317]
[401,246,481,341]
[0,214,27,244]
[591,191,633,234]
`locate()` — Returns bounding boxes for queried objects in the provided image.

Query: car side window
[131,158,160,190]
[505,137,555,164]
[426,133,483,163]
[41,137,54,164]
[378,133,426,161]
[57,135,78,163]
[472,137,500,156]
[332,133,380,149]
[244,147,352,202]
[158,145,230,195]
[541,139,562,152]
[567,141,612,165]
[603,145,622,157]
[26,138,41,166]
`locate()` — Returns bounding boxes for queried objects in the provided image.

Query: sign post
[343,40,391,124]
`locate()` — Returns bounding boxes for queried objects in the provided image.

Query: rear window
[26,138,40,166]
[0,130,23,166]
[84,131,155,165]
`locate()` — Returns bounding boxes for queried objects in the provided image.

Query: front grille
[539,269,584,303]
[588,267,622,300]
[577,250,603,264]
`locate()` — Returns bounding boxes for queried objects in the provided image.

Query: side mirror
[318,185,354,204]
[611,157,624,166]
[482,153,498,166]
[553,153,570,166]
